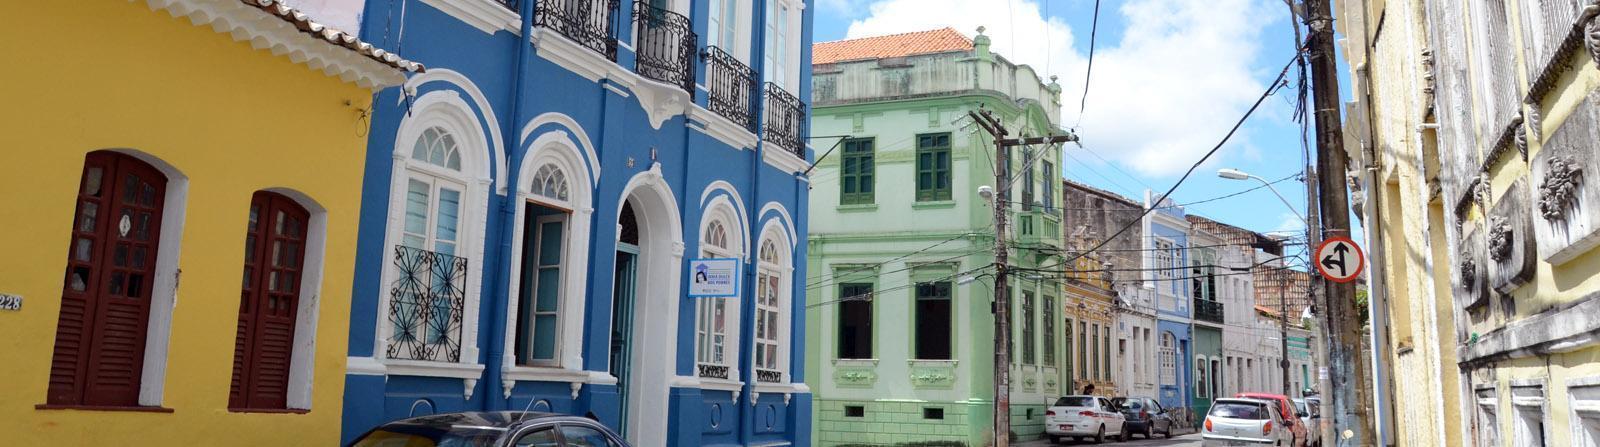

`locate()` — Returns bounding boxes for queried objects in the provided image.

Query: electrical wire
[1075,0,1101,128]
[804,244,995,292]
[804,229,989,289]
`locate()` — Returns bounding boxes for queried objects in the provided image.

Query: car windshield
[1210,402,1269,420]
[351,426,507,447]
[1054,397,1094,407]
[1295,401,1309,414]
[1122,400,1143,410]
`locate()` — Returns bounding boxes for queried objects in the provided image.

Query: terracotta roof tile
[242,0,424,74]
[813,27,973,65]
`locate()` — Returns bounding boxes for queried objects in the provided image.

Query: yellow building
[1062,251,1120,398]
[0,1,416,444]
[1339,0,1600,445]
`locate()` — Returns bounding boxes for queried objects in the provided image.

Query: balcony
[386,245,468,363]
[1194,298,1224,325]
[534,0,620,61]
[701,46,759,132]
[632,0,696,95]
[763,82,805,158]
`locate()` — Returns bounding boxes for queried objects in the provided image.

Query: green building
[804,27,1071,446]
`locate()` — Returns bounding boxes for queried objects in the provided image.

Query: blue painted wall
[341,0,814,445]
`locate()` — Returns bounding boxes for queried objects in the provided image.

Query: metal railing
[701,46,759,132]
[1194,298,1224,324]
[763,82,805,158]
[534,0,620,61]
[632,0,696,95]
[386,245,468,363]
[756,369,783,383]
[697,363,729,380]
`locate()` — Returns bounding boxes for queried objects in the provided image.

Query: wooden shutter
[230,191,309,410]
[48,151,167,406]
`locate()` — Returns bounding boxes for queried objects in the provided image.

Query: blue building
[1142,191,1192,416]
[340,1,815,445]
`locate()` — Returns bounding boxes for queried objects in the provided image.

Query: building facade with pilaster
[338,0,816,445]
[804,27,1071,446]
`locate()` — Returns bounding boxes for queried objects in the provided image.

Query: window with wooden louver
[48,151,168,407]
[230,191,310,411]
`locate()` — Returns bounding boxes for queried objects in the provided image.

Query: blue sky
[814,0,1363,262]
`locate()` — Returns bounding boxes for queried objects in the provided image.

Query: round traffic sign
[1314,237,1365,283]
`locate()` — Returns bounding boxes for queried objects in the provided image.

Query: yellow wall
[0,2,375,444]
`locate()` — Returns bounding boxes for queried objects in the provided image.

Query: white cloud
[840,0,1283,176]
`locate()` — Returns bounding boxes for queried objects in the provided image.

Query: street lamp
[1218,168,1303,399]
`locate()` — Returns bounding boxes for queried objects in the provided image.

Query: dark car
[348,411,629,447]
[1110,396,1173,439]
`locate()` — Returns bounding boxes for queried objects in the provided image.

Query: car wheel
[1145,424,1153,439]
[1095,425,1105,444]
[1047,435,1060,445]
[1164,422,1173,439]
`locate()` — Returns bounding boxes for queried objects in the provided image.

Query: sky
[813,0,1364,263]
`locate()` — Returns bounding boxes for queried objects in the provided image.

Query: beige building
[1339,0,1600,445]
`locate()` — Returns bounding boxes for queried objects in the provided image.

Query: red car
[1235,393,1307,447]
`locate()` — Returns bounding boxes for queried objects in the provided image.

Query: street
[1018,433,1204,447]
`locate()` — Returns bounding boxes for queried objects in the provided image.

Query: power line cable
[1074,0,1101,128]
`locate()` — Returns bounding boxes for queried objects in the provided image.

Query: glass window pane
[404,179,431,243]
[559,425,615,447]
[514,428,559,447]
[435,187,461,243]
[536,267,561,312]
[532,314,558,360]
[538,221,564,265]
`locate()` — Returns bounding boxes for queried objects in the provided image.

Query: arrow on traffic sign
[1320,243,1348,276]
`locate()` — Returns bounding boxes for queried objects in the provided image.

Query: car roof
[1215,397,1275,406]
[376,411,588,430]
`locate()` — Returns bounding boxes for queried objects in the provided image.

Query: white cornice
[531,28,691,129]
[688,106,759,151]
[418,0,521,35]
[762,142,811,175]
[142,0,409,89]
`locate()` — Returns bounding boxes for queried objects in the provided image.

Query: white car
[1045,395,1126,444]
[1202,398,1293,446]
[1294,398,1322,447]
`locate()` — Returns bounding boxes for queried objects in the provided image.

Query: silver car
[1201,398,1292,446]
[1294,398,1322,447]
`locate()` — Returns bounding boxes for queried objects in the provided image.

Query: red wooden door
[48,151,166,406]
[230,191,308,410]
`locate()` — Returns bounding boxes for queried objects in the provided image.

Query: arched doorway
[610,169,682,446]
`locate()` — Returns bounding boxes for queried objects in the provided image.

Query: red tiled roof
[242,0,423,73]
[813,27,973,65]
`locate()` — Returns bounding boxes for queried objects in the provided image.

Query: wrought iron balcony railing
[535,0,620,61]
[632,0,696,95]
[697,363,729,380]
[701,46,759,132]
[756,369,783,383]
[763,82,805,158]
[386,245,468,363]
[1194,298,1224,324]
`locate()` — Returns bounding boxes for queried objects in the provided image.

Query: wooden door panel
[231,192,308,410]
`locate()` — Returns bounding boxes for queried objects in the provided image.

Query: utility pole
[1304,0,1375,444]
[969,109,1078,447]
[1280,275,1292,398]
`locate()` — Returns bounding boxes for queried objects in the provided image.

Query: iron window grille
[632,0,696,95]
[386,245,468,363]
[534,0,620,61]
[756,369,783,383]
[702,45,759,132]
[763,82,806,159]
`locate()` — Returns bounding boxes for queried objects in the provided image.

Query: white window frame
[750,222,792,388]
[705,0,753,63]
[1510,383,1548,447]
[763,0,804,91]
[375,91,491,380]
[502,130,597,386]
[694,199,744,383]
[1570,377,1600,447]
[1159,332,1177,386]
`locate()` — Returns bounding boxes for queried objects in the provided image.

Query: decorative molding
[464,378,478,400]
[1488,180,1538,295]
[1538,156,1584,222]
[1587,10,1600,66]
[762,144,812,175]
[908,360,958,389]
[570,382,582,400]
[1527,102,1544,142]
[689,106,760,151]
[383,359,487,379]
[1514,123,1529,161]
[1483,114,1523,173]
[346,356,388,376]
[1458,290,1600,365]
[1524,5,1600,107]
[141,0,411,89]
[417,0,520,35]
[1457,223,1489,310]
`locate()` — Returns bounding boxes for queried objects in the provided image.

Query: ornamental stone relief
[1514,123,1529,161]
[908,361,957,389]
[1457,222,1489,310]
[1586,13,1600,67]
[833,367,878,388]
[1530,90,1600,265]
[1488,180,1537,295]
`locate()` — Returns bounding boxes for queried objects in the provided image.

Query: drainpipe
[738,1,770,444]
[485,0,539,412]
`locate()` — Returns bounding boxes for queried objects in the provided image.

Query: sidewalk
[1015,426,1200,446]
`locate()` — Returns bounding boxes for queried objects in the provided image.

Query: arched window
[389,125,474,363]
[1159,332,1177,386]
[753,237,786,383]
[231,191,310,411]
[694,205,742,381]
[513,163,572,367]
[49,151,169,407]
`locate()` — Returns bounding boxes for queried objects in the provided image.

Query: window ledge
[836,203,878,212]
[753,382,811,396]
[36,404,174,413]
[228,407,310,414]
[832,358,879,366]
[912,200,957,209]
[908,359,959,366]
[384,359,486,379]
[503,365,590,383]
[698,377,746,392]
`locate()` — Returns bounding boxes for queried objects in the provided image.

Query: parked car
[1236,392,1307,446]
[1294,398,1322,447]
[1046,395,1127,444]
[347,411,629,447]
[1111,396,1174,439]
[1201,398,1292,447]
